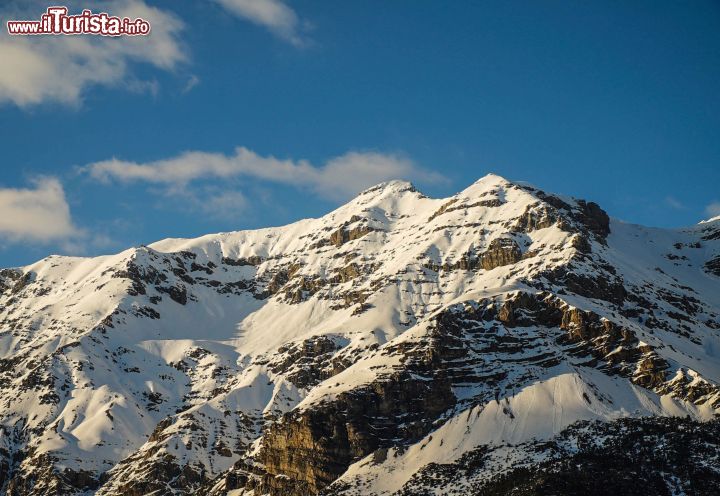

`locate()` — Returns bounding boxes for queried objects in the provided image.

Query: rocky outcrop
[480,237,522,270]
[489,292,664,382]
[328,225,375,248]
[701,224,720,241]
[427,196,505,222]
[396,417,720,496]
[221,255,263,267]
[6,453,100,496]
[332,263,362,283]
[574,199,610,238]
[263,335,351,389]
[423,237,522,273]
[253,372,454,495]
[537,264,627,305]
[98,452,207,496]
[427,199,459,222]
[706,256,720,277]
[0,268,25,294]
[513,203,559,232]
[156,283,188,305]
[510,188,610,244]
[488,292,720,405]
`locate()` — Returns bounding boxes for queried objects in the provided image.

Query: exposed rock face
[511,190,610,241]
[422,237,523,273]
[427,195,505,222]
[706,255,720,276]
[333,263,362,283]
[538,263,627,305]
[6,454,100,496]
[255,373,454,495]
[701,223,720,241]
[236,289,719,495]
[252,317,465,495]
[0,268,25,293]
[98,453,205,496]
[0,175,718,496]
[574,199,610,238]
[480,237,522,270]
[263,335,351,389]
[513,203,558,232]
[490,292,675,394]
[394,417,720,496]
[329,225,375,248]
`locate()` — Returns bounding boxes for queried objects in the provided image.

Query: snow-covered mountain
[1,174,719,495]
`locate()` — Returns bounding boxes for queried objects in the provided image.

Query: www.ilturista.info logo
[7,6,151,36]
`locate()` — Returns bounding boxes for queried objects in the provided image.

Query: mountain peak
[475,172,511,184]
[356,179,419,198]
[700,215,720,224]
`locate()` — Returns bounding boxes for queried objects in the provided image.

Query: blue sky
[1,0,719,267]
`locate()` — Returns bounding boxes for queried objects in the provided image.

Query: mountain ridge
[1,174,719,495]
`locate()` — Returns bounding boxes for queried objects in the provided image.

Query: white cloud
[0,177,80,243]
[82,147,444,200]
[213,0,306,46]
[0,0,186,107]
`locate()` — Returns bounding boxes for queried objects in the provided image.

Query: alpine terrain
[1,174,719,496]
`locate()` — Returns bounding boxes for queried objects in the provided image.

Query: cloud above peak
[83,147,443,201]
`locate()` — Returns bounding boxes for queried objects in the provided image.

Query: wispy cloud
[182,74,201,94]
[705,201,720,220]
[0,0,186,107]
[664,196,686,210]
[213,0,308,46]
[82,147,444,201]
[0,177,80,244]
[154,184,249,219]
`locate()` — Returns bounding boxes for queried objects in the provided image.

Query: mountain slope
[0,174,718,495]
